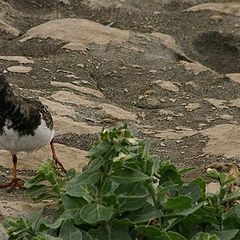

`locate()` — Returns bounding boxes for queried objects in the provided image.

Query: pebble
[7,66,32,73]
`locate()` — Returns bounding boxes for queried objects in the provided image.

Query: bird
[0,72,66,191]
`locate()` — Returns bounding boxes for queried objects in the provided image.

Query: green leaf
[109,225,132,240]
[32,234,60,240]
[192,232,220,240]
[80,203,113,224]
[223,205,240,229]
[80,231,94,240]
[127,203,162,223]
[61,194,87,225]
[207,168,220,180]
[151,156,161,175]
[86,157,106,173]
[211,230,239,240]
[30,209,44,233]
[115,182,148,212]
[190,178,206,196]
[222,191,240,203]
[68,170,101,186]
[159,162,183,185]
[112,167,149,183]
[167,231,188,240]
[166,202,205,217]
[4,218,32,240]
[66,184,94,202]
[135,226,187,240]
[179,167,195,174]
[88,226,109,240]
[165,196,192,210]
[59,219,82,240]
[25,185,48,195]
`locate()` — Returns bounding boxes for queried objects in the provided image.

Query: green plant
[4,125,240,239]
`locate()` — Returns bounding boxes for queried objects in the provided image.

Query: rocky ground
[0,0,239,238]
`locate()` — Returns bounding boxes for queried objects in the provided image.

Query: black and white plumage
[0,73,66,190]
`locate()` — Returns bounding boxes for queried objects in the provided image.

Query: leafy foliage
[4,125,240,239]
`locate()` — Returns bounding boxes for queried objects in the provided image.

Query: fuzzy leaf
[80,203,113,224]
[59,219,82,240]
[112,167,149,183]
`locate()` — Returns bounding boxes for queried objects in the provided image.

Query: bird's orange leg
[0,154,23,191]
[50,140,67,173]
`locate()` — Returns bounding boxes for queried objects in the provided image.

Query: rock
[204,98,227,109]
[210,15,223,22]
[143,97,161,108]
[0,143,88,172]
[180,61,210,75]
[0,19,20,36]
[206,182,221,195]
[200,124,240,158]
[226,73,240,84]
[20,18,130,51]
[158,109,175,116]
[185,3,240,17]
[100,103,139,122]
[185,103,201,111]
[220,114,233,120]
[53,116,101,135]
[155,128,197,140]
[65,74,80,79]
[50,91,97,108]
[7,66,32,73]
[229,99,240,109]
[39,97,76,118]
[153,80,179,92]
[0,56,34,64]
[82,0,123,9]
[51,81,105,98]
[0,200,44,219]
[151,32,184,56]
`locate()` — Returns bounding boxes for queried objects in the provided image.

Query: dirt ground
[0,0,239,237]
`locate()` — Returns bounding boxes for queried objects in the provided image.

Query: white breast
[0,118,54,154]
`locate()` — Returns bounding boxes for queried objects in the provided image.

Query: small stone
[160,142,166,147]
[119,66,127,70]
[7,66,32,73]
[220,114,233,120]
[169,98,176,103]
[166,116,173,121]
[210,15,223,22]
[206,182,221,195]
[65,74,79,79]
[131,64,144,69]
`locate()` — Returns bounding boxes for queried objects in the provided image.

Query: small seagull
[0,73,66,191]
